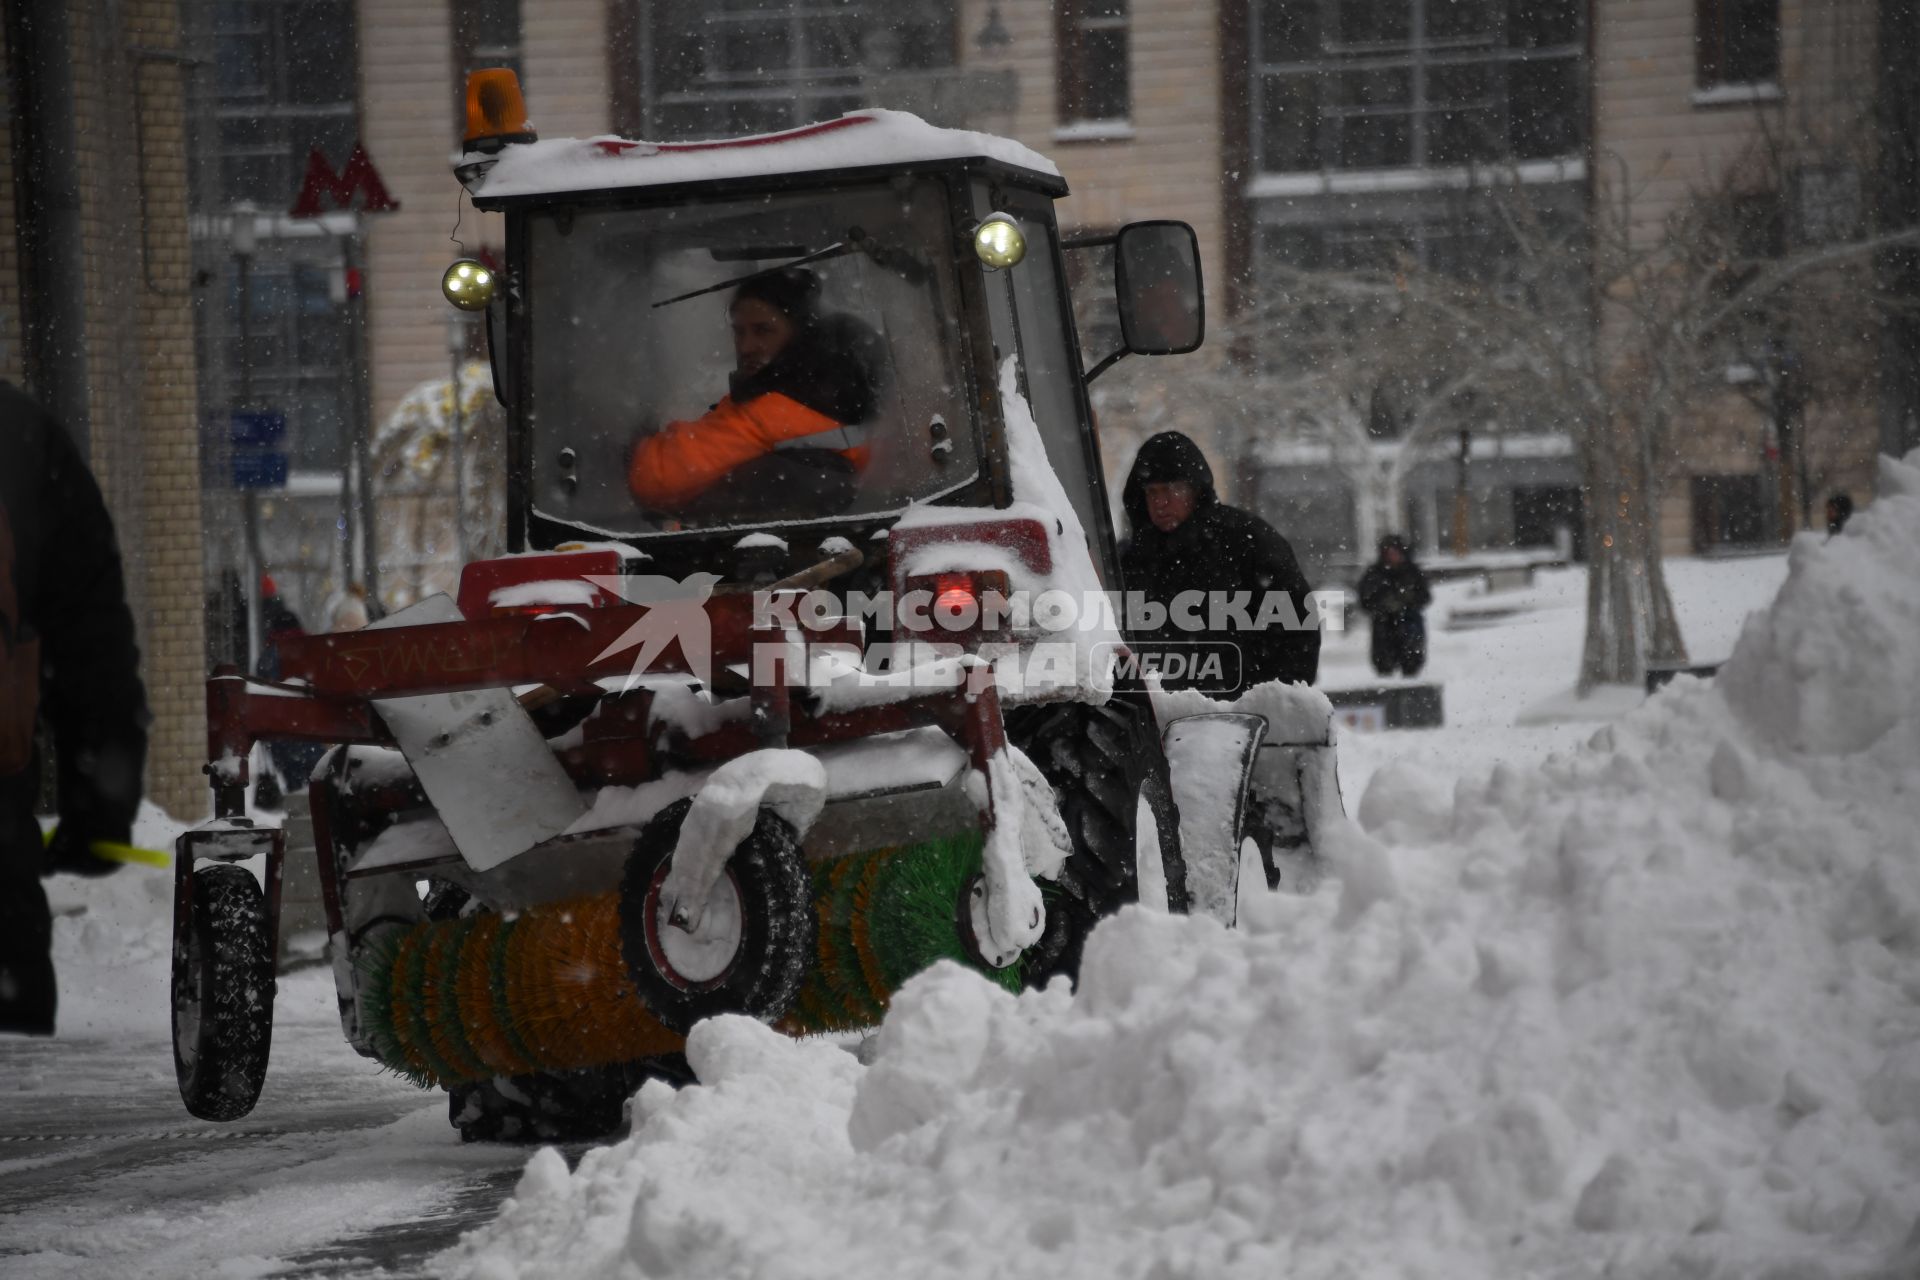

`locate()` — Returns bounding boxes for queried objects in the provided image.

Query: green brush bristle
[354,925,433,1086]
[866,831,1022,994]
[428,917,489,1083]
[487,913,541,1071]
[352,927,404,1072]
[396,922,467,1086]
[786,832,1024,1036]
[790,852,891,1033]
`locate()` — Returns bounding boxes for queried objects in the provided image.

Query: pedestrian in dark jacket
[1120,431,1320,696]
[1825,492,1853,537]
[1356,535,1432,678]
[1,382,149,1035]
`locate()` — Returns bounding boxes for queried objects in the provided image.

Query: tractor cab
[451,98,1204,593]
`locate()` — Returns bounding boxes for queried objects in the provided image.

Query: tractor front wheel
[1007,698,1188,986]
[618,798,815,1035]
[173,864,276,1121]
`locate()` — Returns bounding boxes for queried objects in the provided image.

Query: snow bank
[45,802,188,1038]
[1720,450,1920,754]
[443,454,1920,1280]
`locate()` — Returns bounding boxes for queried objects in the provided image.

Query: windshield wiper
[650,237,853,309]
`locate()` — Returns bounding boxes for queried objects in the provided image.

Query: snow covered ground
[8,467,1916,1277]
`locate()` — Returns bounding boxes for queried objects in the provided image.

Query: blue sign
[232,451,288,489]
[229,409,287,447]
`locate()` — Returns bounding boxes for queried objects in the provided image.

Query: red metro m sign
[289,142,400,218]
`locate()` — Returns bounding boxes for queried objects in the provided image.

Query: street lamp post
[1451,428,1472,557]
[231,201,264,670]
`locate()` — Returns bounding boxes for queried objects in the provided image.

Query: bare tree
[1152,131,1916,692]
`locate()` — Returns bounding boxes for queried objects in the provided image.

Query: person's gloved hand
[43,823,125,878]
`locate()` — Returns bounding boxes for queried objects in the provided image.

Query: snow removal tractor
[170,71,1342,1139]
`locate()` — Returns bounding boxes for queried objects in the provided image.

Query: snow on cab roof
[470,109,1064,201]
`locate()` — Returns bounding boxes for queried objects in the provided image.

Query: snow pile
[443,457,1920,1279]
[44,802,187,1037]
[1721,450,1920,754]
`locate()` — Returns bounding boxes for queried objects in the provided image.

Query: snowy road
[0,971,531,1279]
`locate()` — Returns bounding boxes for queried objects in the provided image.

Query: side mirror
[1115,221,1204,356]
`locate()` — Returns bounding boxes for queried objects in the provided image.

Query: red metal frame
[198,596,1013,936]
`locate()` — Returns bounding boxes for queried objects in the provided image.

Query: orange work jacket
[629,391,868,511]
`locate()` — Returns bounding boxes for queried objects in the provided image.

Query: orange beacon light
[464,68,537,151]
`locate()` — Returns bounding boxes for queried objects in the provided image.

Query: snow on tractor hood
[468,109,1063,202]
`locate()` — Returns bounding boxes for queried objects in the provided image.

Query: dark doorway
[1690,474,1768,551]
[1512,484,1584,559]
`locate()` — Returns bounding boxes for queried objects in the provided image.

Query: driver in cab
[629,266,878,516]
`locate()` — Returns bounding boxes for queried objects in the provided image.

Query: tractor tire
[1006,698,1188,986]
[173,864,276,1121]
[448,1056,695,1144]
[618,798,815,1035]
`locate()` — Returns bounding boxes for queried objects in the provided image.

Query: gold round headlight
[973,216,1026,270]
[441,258,496,311]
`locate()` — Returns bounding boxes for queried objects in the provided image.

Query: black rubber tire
[618,798,815,1035]
[173,864,277,1121]
[1007,697,1188,986]
[448,1056,695,1144]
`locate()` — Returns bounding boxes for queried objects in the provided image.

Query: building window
[637,1,955,141]
[194,0,360,471]
[1696,0,1780,90]
[206,0,358,206]
[228,260,352,470]
[1250,0,1584,174]
[1057,1,1131,127]
[453,0,524,135]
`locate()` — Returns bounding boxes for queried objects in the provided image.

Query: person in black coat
[1120,431,1320,696]
[1355,534,1432,678]
[1,382,149,1035]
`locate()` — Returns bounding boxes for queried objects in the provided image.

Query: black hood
[1122,431,1218,536]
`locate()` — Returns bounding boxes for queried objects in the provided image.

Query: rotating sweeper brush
[353,825,1019,1088]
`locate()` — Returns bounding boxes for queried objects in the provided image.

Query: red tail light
[933,574,976,617]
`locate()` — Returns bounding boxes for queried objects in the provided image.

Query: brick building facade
[3,0,207,819]
[302,2,1904,602]
[1594,0,1885,552]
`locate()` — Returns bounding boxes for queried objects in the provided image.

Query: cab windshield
[525,177,980,537]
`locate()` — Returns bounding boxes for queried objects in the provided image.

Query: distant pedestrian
[1,382,149,1035]
[1120,431,1320,696]
[1825,492,1853,537]
[1356,535,1432,678]
[324,584,371,633]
